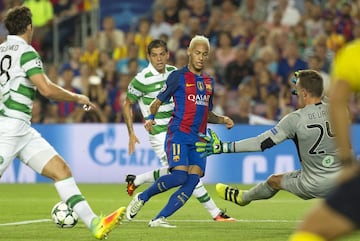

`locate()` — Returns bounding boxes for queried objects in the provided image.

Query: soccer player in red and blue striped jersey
[126,35,234,227]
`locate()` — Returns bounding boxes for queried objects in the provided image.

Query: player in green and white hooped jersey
[0,6,125,239]
[196,70,342,205]
[123,39,234,221]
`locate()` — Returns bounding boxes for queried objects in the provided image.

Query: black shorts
[326,172,360,227]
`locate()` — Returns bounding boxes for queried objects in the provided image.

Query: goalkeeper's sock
[192,179,220,218]
[140,170,188,202]
[288,232,326,241]
[55,177,96,228]
[154,174,199,219]
[133,167,169,186]
[242,181,278,203]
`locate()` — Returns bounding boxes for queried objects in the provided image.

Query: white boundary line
[0,219,52,226]
[0,218,301,227]
[130,219,301,223]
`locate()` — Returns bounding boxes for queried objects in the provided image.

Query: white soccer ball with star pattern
[51,201,78,228]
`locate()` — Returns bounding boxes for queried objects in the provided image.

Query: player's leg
[289,201,354,241]
[126,169,188,220]
[126,133,170,195]
[149,147,205,227]
[22,130,125,239]
[127,139,190,222]
[149,172,200,228]
[0,135,18,179]
[193,180,235,221]
[125,166,169,196]
[216,174,279,206]
[289,168,360,241]
[280,170,321,199]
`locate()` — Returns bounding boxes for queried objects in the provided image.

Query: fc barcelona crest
[197,81,204,91]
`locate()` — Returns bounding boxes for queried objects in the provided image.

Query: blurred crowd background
[1,0,360,124]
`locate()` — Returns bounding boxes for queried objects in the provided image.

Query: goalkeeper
[196,69,342,206]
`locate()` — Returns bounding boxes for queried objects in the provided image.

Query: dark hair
[147,39,168,54]
[216,31,233,47]
[4,6,32,35]
[297,70,323,97]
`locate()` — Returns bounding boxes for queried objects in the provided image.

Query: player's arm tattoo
[208,111,227,124]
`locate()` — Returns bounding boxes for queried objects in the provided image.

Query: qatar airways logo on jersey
[187,94,210,106]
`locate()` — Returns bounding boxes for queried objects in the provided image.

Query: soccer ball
[51,201,78,228]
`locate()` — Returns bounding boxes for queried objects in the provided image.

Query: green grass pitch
[0,183,359,241]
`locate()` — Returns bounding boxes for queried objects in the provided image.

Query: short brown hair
[147,39,168,54]
[4,6,32,35]
[297,70,323,97]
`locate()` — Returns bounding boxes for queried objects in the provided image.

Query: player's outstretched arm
[196,126,280,157]
[196,128,232,157]
[30,73,95,109]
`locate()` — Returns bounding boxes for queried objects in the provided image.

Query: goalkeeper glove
[196,128,231,157]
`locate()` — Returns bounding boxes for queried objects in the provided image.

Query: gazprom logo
[88,126,160,166]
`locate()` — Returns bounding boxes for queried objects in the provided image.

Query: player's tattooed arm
[208,111,234,129]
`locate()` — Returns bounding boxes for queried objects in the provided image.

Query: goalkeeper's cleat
[148,217,176,228]
[126,192,144,220]
[125,174,137,196]
[90,207,126,240]
[213,210,236,222]
[216,183,250,206]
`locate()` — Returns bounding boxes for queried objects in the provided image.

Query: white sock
[192,180,220,218]
[54,177,96,228]
[133,166,169,186]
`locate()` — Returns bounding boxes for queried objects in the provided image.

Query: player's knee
[171,170,189,186]
[178,174,200,202]
[42,156,72,182]
[186,174,200,190]
[53,164,72,182]
[266,174,282,190]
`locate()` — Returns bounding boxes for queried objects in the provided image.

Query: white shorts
[148,132,167,166]
[0,120,58,177]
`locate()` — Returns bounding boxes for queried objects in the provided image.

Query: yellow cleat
[216,183,250,206]
[91,207,126,240]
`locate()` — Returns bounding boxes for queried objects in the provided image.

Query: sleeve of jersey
[21,50,44,77]
[331,43,360,91]
[233,113,296,152]
[126,77,142,102]
[157,71,179,103]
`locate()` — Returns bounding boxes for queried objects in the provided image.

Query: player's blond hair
[188,35,210,51]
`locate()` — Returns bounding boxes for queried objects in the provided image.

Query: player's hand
[76,94,96,111]
[144,119,156,133]
[128,133,140,155]
[224,116,234,129]
[196,128,225,157]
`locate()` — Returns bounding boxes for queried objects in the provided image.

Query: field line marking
[0,218,300,227]
[130,219,301,223]
[0,219,52,226]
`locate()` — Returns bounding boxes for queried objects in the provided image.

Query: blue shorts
[165,130,206,174]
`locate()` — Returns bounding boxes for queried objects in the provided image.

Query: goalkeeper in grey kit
[196,70,342,206]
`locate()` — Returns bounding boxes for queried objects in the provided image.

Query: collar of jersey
[7,35,27,44]
[148,63,174,75]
